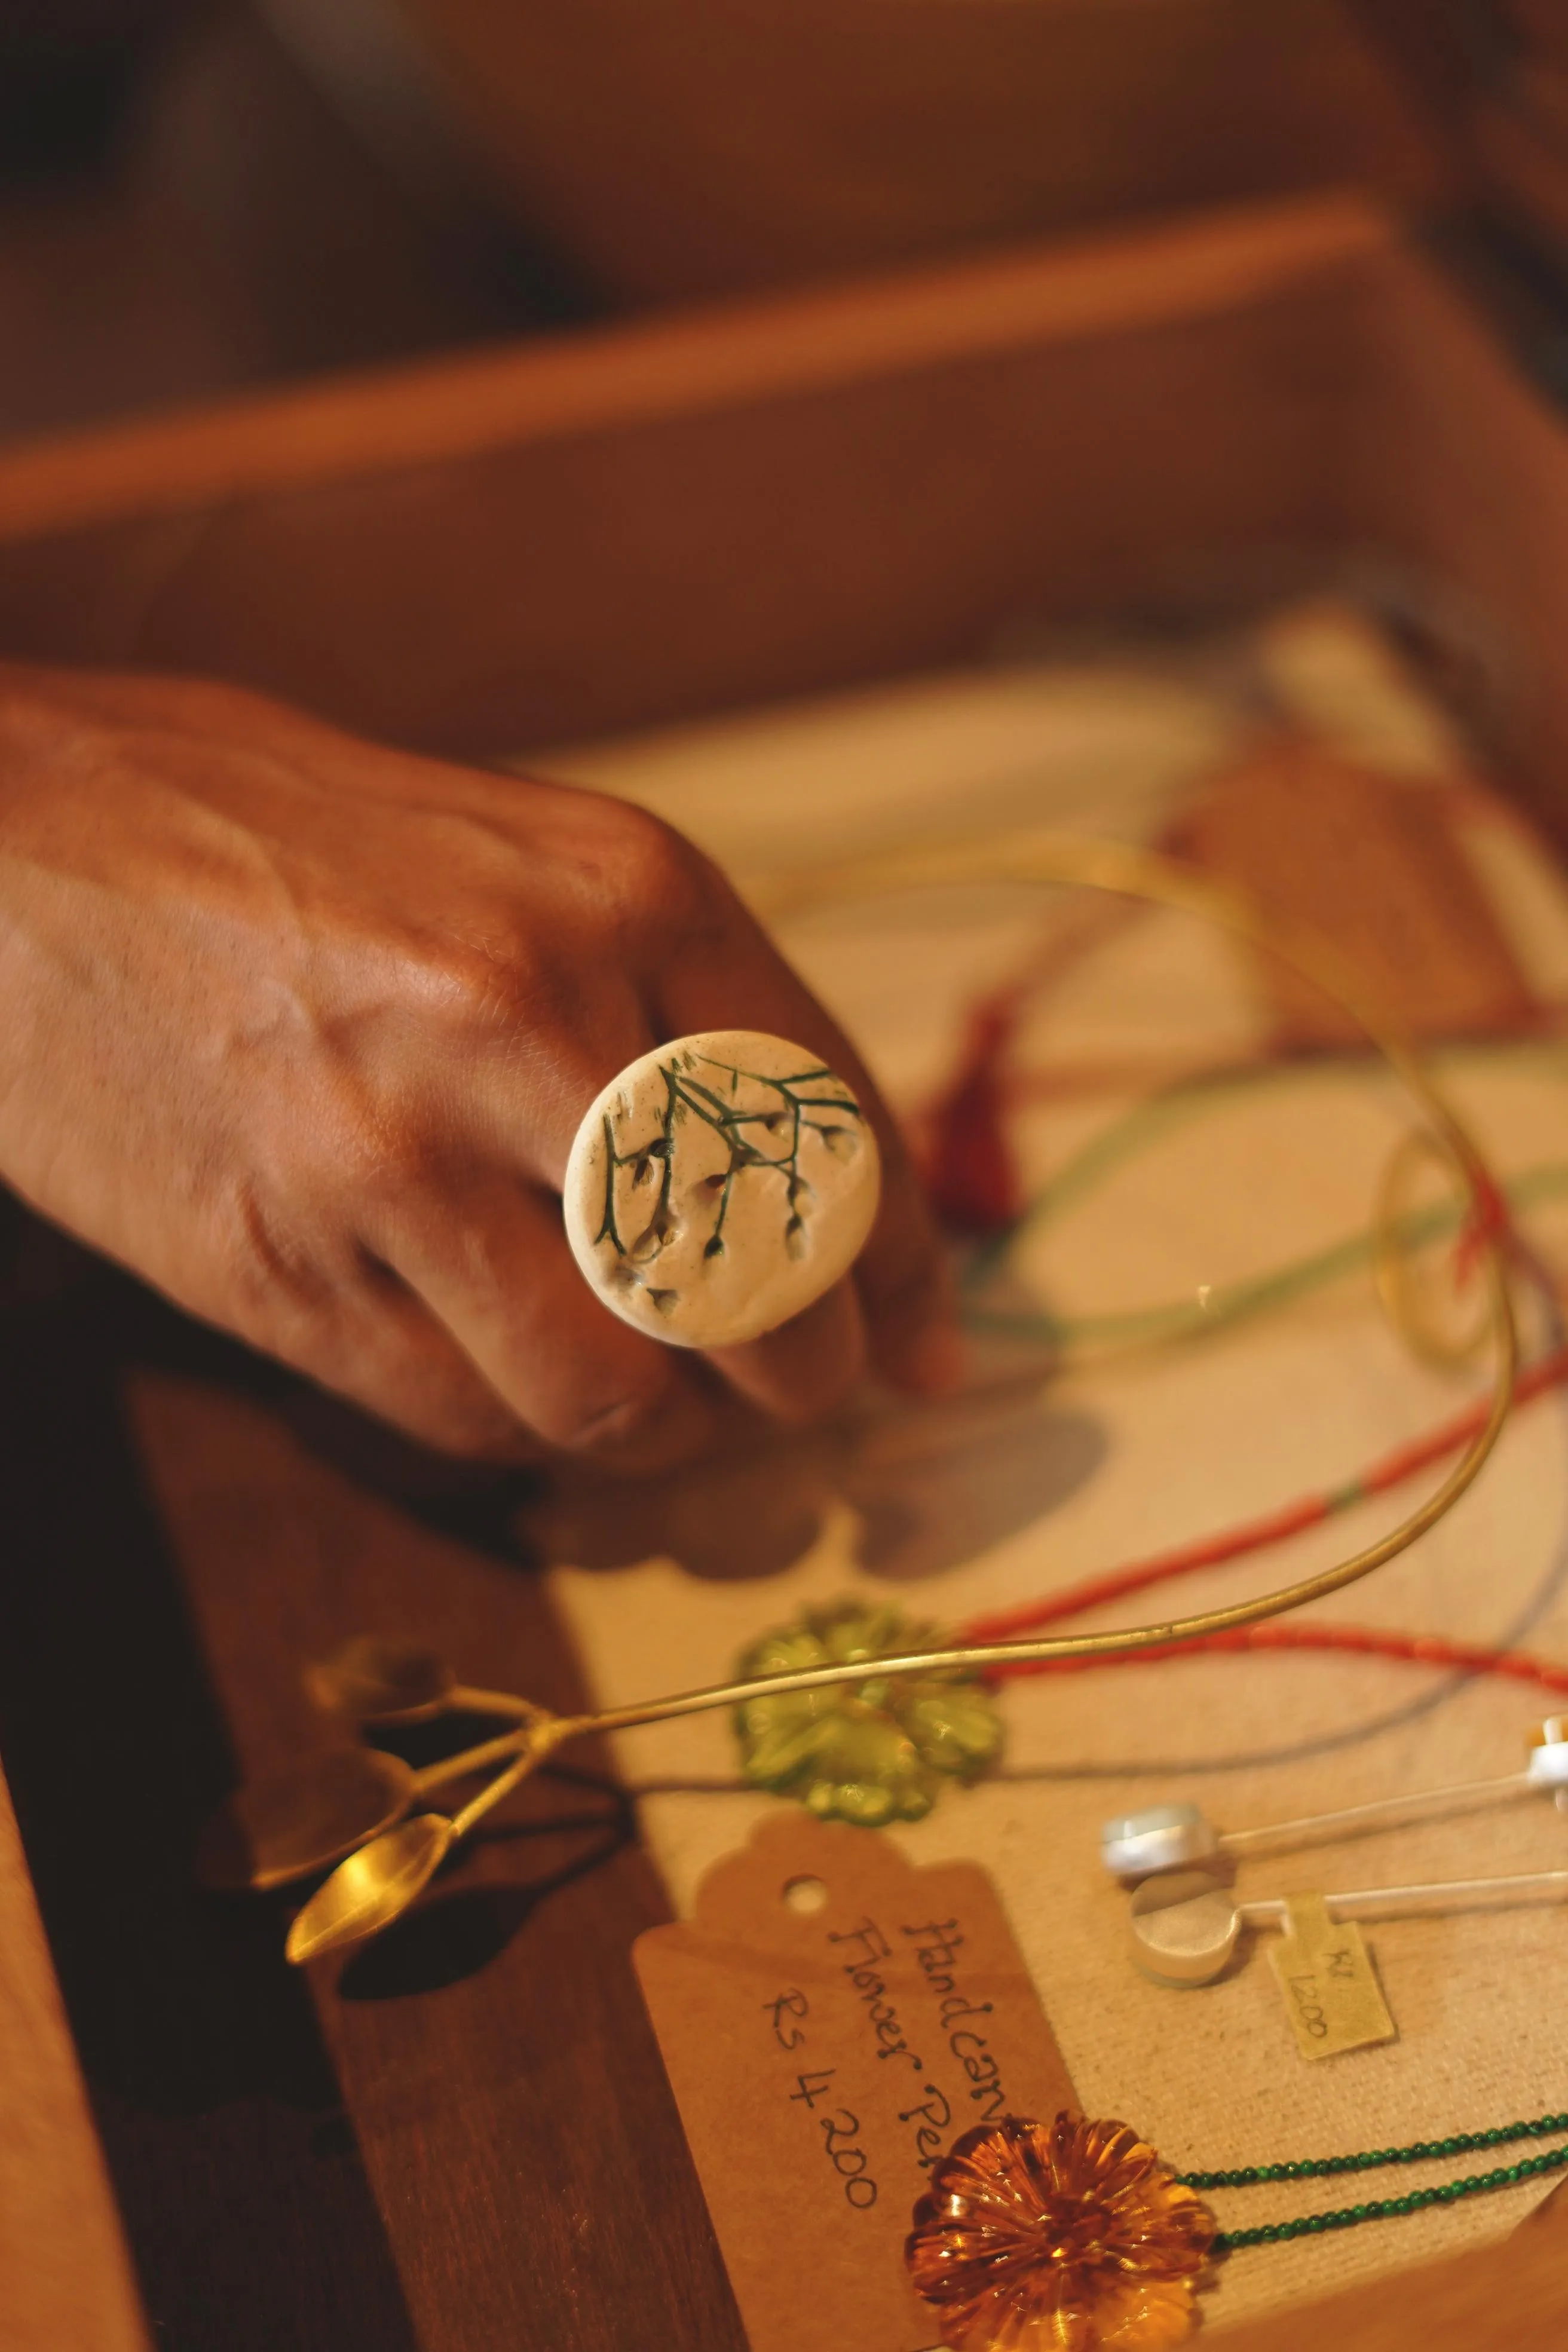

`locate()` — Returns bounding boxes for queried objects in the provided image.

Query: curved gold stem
[286,835,1521,1969]
[448,1719,578,1838]
[739,833,1517,1676]
[408,1726,535,1797]
[428,843,1521,1766]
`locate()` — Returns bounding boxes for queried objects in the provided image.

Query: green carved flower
[733,1601,1004,1827]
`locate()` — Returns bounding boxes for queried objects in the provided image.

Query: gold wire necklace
[274,835,1517,1963]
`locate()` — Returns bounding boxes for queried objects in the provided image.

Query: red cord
[990,1619,1568,1698]
[920,894,1568,1690]
[921,997,1025,1235]
[961,1346,1568,1663]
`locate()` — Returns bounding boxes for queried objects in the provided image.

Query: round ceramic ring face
[563,1031,881,1349]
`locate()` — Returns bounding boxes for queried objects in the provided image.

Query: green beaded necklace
[1178,2109,1568,2250]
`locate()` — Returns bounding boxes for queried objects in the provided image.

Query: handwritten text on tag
[1268,1891,1397,2062]
[635,1814,1077,2352]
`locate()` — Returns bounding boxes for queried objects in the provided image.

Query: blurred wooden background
[0,0,1454,443]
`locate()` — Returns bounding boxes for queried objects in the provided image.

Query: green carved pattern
[595,1051,864,1309]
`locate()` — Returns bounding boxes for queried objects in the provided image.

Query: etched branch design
[595,1050,865,1313]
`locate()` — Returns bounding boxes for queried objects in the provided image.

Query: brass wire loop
[282,836,1520,1963]
[676,829,1520,1703]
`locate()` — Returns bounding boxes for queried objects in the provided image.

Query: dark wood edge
[0,178,1563,2346]
[0,190,1394,543]
[0,1759,152,2352]
[1212,2185,1568,2348]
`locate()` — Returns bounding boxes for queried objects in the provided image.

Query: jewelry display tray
[4,188,1568,2352]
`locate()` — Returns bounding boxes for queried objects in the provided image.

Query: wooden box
[4,154,1568,2352]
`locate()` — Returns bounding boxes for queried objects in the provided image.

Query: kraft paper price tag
[635,1813,1078,2352]
[1183,745,1535,1048]
[1267,1892,1397,2062]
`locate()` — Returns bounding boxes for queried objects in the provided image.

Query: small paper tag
[635,1813,1077,2352]
[1267,1892,1397,2061]
[1183,746,1536,1048]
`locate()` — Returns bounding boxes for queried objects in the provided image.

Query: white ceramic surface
[563,1030,881,1346]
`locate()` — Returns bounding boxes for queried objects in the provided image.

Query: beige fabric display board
[522,602,1568,2330]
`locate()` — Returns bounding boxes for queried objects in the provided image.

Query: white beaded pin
[1101,1723,1568,1884]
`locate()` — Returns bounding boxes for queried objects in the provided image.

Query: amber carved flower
[732,1601,1003,1826]
[905,2114,1217,2352]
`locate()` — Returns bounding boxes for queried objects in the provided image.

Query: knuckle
[275,1051,450,1214]
[419,930,548,1032]
[323,1325,535,1463]
[587,804,716,942]
[344,1109,467,1229]
[217,1182,334,1324]
[400,1378,534,1462]
[369,1110,446,1198]
[541,1372,683,1461]
[388,803,727,1039]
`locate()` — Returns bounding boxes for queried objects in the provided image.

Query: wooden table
[5,189,1568,2350]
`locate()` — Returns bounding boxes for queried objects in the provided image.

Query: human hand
[0,661,957,1465]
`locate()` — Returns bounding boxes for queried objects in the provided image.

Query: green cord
[963,1160,1568,1355]
[982,1039,1568,1273]
[957,1029,1568,1357]
[1178,2109,1568,2250]
[959,1058,1568,2247]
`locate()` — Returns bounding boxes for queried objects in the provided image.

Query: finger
[704,1275,868,1423]
[656,885,961,1398]
[371,1171,723,1469]
[262,1272,549,1463]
